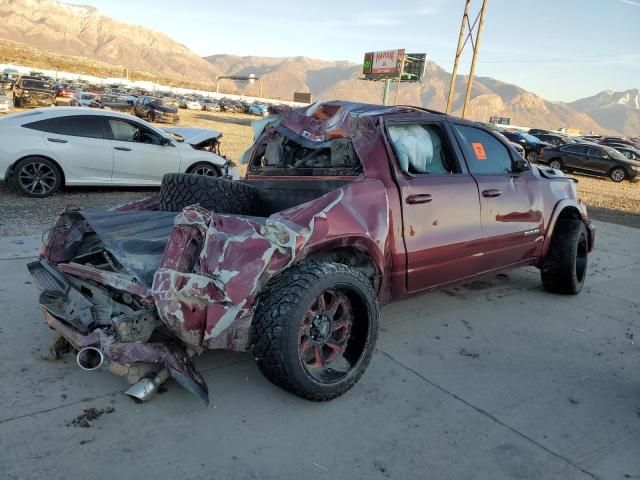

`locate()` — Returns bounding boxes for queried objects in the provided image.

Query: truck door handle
[482,189,503,198]
[47,137,68,143]
[406,194,432,204]
[114,146,132,151]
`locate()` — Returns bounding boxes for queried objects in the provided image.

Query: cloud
[618,0,640,6]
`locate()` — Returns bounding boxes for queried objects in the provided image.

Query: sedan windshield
[602,145,629,161]
[520,133,541,143]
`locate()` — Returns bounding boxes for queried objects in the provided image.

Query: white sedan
[0,108,238,197]
[185,100,202,110]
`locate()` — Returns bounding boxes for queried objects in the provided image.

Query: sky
[76,0,640,102]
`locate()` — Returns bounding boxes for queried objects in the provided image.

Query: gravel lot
[0,109,638,236]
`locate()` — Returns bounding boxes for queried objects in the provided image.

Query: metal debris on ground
[68,407,115,428]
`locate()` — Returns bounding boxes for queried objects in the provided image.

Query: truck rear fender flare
[304,238,386,297]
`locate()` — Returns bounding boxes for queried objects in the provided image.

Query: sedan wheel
[190,163,219,177]
[609,167,626,182]
[14,158,61,197]
[526,151,539,162]
[549,159,562,170]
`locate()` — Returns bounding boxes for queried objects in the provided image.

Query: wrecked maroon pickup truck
[28,100,595,404]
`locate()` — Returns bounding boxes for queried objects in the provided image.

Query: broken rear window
[248,129,362,177]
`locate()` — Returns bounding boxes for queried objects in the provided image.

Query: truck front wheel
[251,261,379,401]
[540,219,588,294]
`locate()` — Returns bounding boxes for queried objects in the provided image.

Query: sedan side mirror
[160,137,172,146]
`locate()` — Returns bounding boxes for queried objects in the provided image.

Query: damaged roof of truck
[276,100,448,142]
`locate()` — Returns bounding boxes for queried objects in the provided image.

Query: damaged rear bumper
[28,258,209,403]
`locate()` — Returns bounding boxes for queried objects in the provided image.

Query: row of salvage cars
[487,126,640,183]
[23,100,596,405]
[1,74,274,122]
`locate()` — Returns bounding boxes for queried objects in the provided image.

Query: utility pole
[446,0,470,114]
[462,0,488,118]
[445,0,489,118]
[382,78,391,105]
[393,52,406,105]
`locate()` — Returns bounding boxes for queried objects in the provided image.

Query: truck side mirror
[513,158,530,172]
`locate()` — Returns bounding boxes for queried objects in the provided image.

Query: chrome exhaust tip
[125,369,170,403]
[76,347,105,371]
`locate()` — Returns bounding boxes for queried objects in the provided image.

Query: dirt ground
[177,110,254,173]
[0,109,638,236]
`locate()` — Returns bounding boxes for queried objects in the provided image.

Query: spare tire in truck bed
[159,173,259,214]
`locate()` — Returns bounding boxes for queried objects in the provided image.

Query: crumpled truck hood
[151,179,390,351]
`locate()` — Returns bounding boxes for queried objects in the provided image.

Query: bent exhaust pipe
[125,369,170,403]
[76,347,106,371]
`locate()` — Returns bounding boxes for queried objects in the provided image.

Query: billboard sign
[293,92,312,103]
[372,49,405,74]
[363,50,426,82]
[489,116,511,125]
[403,53,427,81]
[363,49,405,76]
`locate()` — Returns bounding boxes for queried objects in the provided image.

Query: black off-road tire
[251,261,379,401]
[159,173,258,214]
[541,219,588,294]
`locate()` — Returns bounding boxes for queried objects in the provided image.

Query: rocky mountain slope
[206,54,615,134]
[569,89,640,137]
[0,0,219,83]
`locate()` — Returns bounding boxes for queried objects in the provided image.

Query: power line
[432,53,640,65]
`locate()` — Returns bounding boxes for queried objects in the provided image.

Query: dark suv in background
[599,136,640,150]
[501,131,552,162]
[534,133,576,147]
[133,96,179,123]
[540,143,640,182]
[12,75,55,108]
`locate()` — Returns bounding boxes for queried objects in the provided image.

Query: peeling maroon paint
[151,182,389,351]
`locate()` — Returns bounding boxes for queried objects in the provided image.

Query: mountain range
[0,0,637,136]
